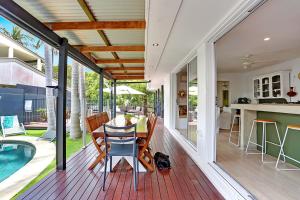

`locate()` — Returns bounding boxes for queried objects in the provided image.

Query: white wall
[217,72,248,104]
[217,57,300,103]
[0,58,57,87]
[163,74,171,129]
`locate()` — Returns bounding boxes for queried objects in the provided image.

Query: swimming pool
[0,140,36,182]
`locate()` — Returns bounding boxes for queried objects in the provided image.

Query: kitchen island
[231,103,300,150]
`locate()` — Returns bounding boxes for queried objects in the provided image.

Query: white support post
[8,46,14,58]
[37,58,42,71]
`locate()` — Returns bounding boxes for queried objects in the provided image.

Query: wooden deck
[18,119,223,200]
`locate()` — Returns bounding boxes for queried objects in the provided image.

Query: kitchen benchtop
[231,103,300,115]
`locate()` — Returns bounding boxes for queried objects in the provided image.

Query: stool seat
[287,124,300,130]
[254,119,276,123]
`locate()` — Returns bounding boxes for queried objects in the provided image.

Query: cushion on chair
[3,116,14,129]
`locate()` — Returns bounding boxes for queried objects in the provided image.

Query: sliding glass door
[175,57,197,146]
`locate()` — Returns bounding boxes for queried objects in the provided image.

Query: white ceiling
[215,0,300,73]
[145,0,242,88]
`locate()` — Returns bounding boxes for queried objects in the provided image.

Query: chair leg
[246,121,255,153]
[103,155,108,191]
[110,156,113,172]
[136,157,139,188]
[276,128,288,170]
[133,156,137,191]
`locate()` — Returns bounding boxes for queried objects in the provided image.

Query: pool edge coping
[0,136,55,200]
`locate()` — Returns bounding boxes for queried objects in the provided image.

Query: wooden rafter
[104,67,144,71]
[77,0,123,74]
[79,45,145,52]
[113,75,144,80]
[82,52,96,63]
[45,21,146,30]
[96,59,144,64]
[111,72,144,76]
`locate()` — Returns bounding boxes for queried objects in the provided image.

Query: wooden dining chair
[86,112,110,170]
[103,123,139,191]
[138,113,157,172]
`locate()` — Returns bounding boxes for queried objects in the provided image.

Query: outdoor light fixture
[264,37,270,41]
[152,43,159,46]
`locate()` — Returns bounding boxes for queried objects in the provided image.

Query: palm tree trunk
[79,64,86,146]
[70,60,81,139]
[45,44,56,133]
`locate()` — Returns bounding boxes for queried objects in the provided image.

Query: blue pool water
[0,141,36,182]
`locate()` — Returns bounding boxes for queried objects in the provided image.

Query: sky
[0,16,82,67]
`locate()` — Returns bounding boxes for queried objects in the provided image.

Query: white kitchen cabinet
[253,71,290,99]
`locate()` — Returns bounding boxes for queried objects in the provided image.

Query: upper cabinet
[253,71,290,99]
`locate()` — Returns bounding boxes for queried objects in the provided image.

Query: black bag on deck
[154,152,171,170]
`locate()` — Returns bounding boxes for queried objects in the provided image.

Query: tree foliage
[0,25,35,48]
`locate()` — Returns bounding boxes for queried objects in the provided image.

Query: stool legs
[229,115,240,146]
[274,123,286,163]
[246,121,284,164]
[246,121,261,153]
[262,122,266,162]
[276,127,300,171]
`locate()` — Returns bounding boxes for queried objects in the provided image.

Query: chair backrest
[103,123,137,144]
[145,113,157,145]
[86,112,110,133]
[0,115,20,129]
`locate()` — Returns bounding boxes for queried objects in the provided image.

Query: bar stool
[246,119,285,163]
[276,124,300,170]
[229,114,240,146]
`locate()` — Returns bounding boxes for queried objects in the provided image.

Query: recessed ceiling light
[152,43,159,46]
[264,37,270,41]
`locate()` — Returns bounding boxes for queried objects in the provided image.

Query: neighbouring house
[0,32,70,124]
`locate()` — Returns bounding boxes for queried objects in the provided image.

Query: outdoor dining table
[92,114,148,172]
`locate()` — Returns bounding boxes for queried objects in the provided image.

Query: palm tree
[0,25,34,47]
[79,64,87,146]
[44,43,56,136]
[70,60,81,139]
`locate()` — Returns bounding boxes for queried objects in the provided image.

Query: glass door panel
[272,75,281,97]
[253,79,260,98]
[262,77,270,97]
[187,57,197,146]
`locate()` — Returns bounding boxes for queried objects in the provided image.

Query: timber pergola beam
[104,67,144,72]
[96,59,144,64]
[111,72,144,76]
[45,21,146,30]
[78,45,145,52]
[77,0,125,72]
[113,75,145,80]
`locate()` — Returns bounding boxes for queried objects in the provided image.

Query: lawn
[11,129,91,200]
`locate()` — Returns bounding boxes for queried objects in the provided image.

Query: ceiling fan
[240,54,277,69]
